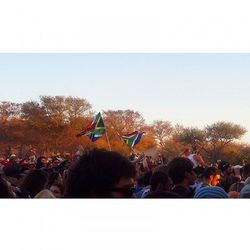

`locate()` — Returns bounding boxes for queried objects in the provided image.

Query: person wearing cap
[1,154,18,168]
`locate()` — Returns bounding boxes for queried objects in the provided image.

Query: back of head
[193,166,205,178]
[35,189,56,199]
[0,175,15,198]
[150,171,169,192]
[194,186,228,198]
[218,161,230,173]
[243,164,250,180]
[229,182,245,193]
[155,165,168,175]
[203,167,217,179]
[65,149,136,198]
[167,157,194,185]
[47,171,60,187]
[20,169,49,198]
[239,184,250,198]
[56,160,71,175]
[3,164,22,179]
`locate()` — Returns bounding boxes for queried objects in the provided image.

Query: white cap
[233,165,244,169]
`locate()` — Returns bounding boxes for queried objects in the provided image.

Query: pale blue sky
[1,53,250,142]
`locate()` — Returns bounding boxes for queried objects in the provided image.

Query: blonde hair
[34,189,56,199]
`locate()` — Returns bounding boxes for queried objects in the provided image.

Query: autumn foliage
[0,96,249,164]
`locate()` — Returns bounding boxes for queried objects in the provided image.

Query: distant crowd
[0,147,249,198]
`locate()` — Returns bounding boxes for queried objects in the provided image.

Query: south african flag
[76,112,105,142]
[121,131,145,147]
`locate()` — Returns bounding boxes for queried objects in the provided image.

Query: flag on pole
[76,112,105,142]
[121,131,145,147]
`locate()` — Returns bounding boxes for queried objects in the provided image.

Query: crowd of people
[0,147,249,198]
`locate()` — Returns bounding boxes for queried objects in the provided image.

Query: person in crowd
[229,181,245,193]
[229,171,245,198]
[188,150,207,168]
[228,165,244,198]
[137,175,152,197]
[192,166,205,187]
[35,156,47,169]
[180,148,192,158]
[43,157,61,178]
[201,167,221,187]
[3,164,27,190]
[47,171,63,188]
[35,189,56,198]
[55,159,71,176]
[51,157,61,169]
[64,149,136,198]
[50,183,63,198]
[156,154,164,166]
[137,172,152,198]
[218,161,238,193]
[0,175,16,198]
[134,174,146,197]
[194,186,228,198]
[239,164,250,198]
[0,157,8,168]
[233,165,244,180]
[134,157,153,198]
[167,157,196,198]
[218,161,234,176]
[144,170,180,198]
[16,169,49,198]
[2,154,19,168]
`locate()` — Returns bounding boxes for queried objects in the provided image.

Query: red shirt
[0,160,13,167]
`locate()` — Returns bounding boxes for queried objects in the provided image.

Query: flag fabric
[76,112,105,142]
[121,131,145,147]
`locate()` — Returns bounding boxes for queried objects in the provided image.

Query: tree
[205,121,246,145]
[104,110,145,133]
[239,145,250,165]
[152,120,173,149]
[20,96,93,155]
[0,102,23,156]
[64,96,93,120]
[205,121,247,162]
[177,127,205,146]
[176,126,207,153]
[0,101,21,121]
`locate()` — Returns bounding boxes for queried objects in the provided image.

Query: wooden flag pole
[105,130,112,151]
[101,110,111,151]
